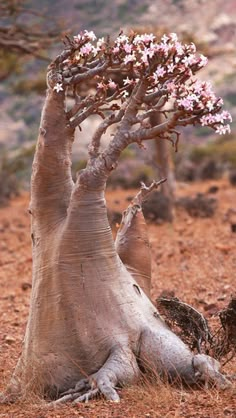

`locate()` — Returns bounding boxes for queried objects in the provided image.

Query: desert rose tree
[2,31,232,404]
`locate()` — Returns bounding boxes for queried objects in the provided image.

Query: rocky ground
[0,178,236,417]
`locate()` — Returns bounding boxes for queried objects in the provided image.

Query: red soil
[0,179,235,417]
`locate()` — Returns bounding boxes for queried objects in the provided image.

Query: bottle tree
[2,30,232,404]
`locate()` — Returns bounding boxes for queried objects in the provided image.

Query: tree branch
[131,179,167,207]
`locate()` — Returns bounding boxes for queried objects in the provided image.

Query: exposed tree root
[156,295,236,366]
[49,348,139,405]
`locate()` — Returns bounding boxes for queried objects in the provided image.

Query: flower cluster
[57,30,232,136]
[73,30,106,59]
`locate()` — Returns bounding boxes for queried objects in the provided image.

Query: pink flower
[81,42,93,55]
[193,80,203,94]
[124,43,133,54]
[123,54,136,64]
[221,110,232,122]
[141,47,155,63]
[108,79,117,89]
[200,115,209,126]
[159,42,170,55]
[175,42,184,55]
[166,82,176,93]
[177,97,194,111]
[182,54,196,66]
[97,82,105,89]
[141,33,156,43]
[113,46,120,54]
[207,114,218,124]
[156,66,166,77]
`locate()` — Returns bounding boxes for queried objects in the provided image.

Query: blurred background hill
[0,0,236,203]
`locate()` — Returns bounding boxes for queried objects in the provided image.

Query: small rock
[215,243,231,253]
[231,223,236,233]
[217,295,226,301]
[207,185,219,194]
[21,282,32,291]
[203,303,218,315]
[5,335,16,344]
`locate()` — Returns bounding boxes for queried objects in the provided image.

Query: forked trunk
[3,79,230,403]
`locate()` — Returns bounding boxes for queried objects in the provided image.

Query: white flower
[122,90,129,98]
[133,33,156,45]
[116,34,129,45]
[161,34,169,44]
[97,37,105,48]
[206,100,214,111]
[84,30,96,41]
[73,34,82,42]
[215,124,231,135]
[189,42,196,53]
[53,83,63,93]
[123,77,133,86]
[123,54,136,65]
[167,63,175,73]
[198,54,208,67]
[169,33,178,42]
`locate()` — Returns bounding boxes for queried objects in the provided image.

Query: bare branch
[88,104,128,160]
[69,102,103,129]
[127,111,182,144]
[131,179,167,207]
[63,61,109,85]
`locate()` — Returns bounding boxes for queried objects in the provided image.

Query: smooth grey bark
[1,73,231,405]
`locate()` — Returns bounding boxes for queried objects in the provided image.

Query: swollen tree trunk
[2,33,232,403]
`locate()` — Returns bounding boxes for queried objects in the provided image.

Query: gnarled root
[192,354,232,390]
[50,347,139,405]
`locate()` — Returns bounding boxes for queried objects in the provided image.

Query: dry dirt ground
[0,178,235,418]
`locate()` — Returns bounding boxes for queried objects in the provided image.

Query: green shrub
[0,145,35,206]
[190,138,236,167]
